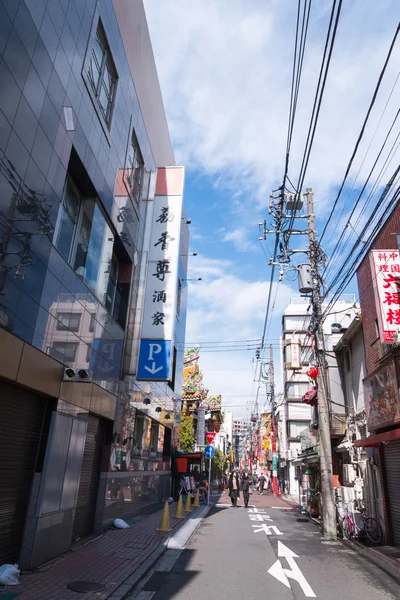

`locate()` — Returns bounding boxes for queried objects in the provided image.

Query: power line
[322,108,400,283]
[285,0,343,245]
[319,22,400,247]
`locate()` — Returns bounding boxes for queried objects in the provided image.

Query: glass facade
[0,0,156,395]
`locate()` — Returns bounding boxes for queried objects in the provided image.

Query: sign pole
[208,457,212,505]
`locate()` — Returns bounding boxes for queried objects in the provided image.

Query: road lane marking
[271,507,293,509]
[249,514,273,522]
[248,508,266,513]
[268,541,316,598]
[252,524,283,535]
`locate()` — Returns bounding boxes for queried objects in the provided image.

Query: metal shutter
[383,438,400,546]
[0,381,47,563]
[72,415,105,541]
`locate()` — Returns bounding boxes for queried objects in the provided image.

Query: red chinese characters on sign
[370,250,400,343]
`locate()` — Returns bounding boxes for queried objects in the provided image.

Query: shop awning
[354,428,400,447]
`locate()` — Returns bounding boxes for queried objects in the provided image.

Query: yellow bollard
[192,489,200,507]
[173,495,185,519]
[156,500,172,532]
[183,492,192,513]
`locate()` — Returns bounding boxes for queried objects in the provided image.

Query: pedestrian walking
[228,471,240,507]
[258,473,266,496]
[241,470,251,508]
[253,472,258,491]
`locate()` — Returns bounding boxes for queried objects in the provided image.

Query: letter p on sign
[148,343,162,361]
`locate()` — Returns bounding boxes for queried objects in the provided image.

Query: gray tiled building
[0,0,188,568]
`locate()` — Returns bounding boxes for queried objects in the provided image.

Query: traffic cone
[173,495,185,519]
[192,489,200,507]
[156,500,172,532]
[183,493,192,513]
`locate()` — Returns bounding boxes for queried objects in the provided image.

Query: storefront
[0,380,54,563]
[355,360,400,546]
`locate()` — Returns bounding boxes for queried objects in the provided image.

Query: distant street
[131,493,399,600]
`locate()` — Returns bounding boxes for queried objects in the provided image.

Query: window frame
[83,16,118,137]
[56,312,81,332]
[50,341,79,363]
[125,128,144,204]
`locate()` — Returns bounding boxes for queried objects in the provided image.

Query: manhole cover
[67,581,106,593]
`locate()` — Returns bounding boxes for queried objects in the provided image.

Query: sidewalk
[4,501,210,600]
[218,489,298,509]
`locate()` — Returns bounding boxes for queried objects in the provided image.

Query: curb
[167,504,211,549]
[109,504,211,599]
[342,540,400,586]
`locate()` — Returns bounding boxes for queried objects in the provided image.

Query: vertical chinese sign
[370,250,400,343]
[137,167,185,380]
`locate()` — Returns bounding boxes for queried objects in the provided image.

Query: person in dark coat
[228,471,240,507]
[241,470,251,508]
[258,473,266,495]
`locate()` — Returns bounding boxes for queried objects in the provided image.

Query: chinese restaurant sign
[365,362,400,431]
[370,249,400,343]
[138,167,184,381]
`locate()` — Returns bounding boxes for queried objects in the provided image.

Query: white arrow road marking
[268,541,316,598]
[249,514,273,522]
[268,560,291,588]
[252,524,283,535]
[144,362,163,374]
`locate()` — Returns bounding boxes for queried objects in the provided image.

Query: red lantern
[307,366,319,379]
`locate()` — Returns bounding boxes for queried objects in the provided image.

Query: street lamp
[182,277,202,281]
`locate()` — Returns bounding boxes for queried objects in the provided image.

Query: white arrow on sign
[144,362,163,374]
[268,541,316,598]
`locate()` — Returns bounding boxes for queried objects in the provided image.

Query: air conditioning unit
[343,464,356,484]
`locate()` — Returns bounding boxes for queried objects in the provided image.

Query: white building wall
[280,295,357,496]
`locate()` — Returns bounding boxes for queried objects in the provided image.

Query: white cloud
[223,227,257,252]
[143,0,400,414]
[184,255,294,415]
[144,0,400,212]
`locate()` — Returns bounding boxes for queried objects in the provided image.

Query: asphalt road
[130,496,399,600]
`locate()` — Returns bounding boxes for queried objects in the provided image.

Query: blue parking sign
[137,340,171,380]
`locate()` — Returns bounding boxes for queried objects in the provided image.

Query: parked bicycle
[339,499,383,545]
[177,475,207,504]
[307,490,322,519]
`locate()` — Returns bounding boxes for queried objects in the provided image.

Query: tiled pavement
[5,502,206,600]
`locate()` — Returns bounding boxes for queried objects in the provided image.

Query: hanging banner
[138,167,185,380]
[370,249,400,343]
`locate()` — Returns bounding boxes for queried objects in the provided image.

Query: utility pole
[269,344,279,496]
[306,187,336,540]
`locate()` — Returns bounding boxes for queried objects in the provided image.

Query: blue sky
[144,0,400,416]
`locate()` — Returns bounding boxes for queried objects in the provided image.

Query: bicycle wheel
[197,487,208,504]
[364,517,383,545]
[342,518,351,540]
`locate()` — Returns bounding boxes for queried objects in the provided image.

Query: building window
[89,313,96,332]
[301,345,312,365]
[126,130,144,203]
[87,20,117,127]
[286,381,309,398]
[176,280,182,316]
[53,177,81,262]
[49,342,78,363]
[57,312,81,332]
[283,315,311,331]
[53,172,129,328]
[288,421,309,438]
[86,343,92,363]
